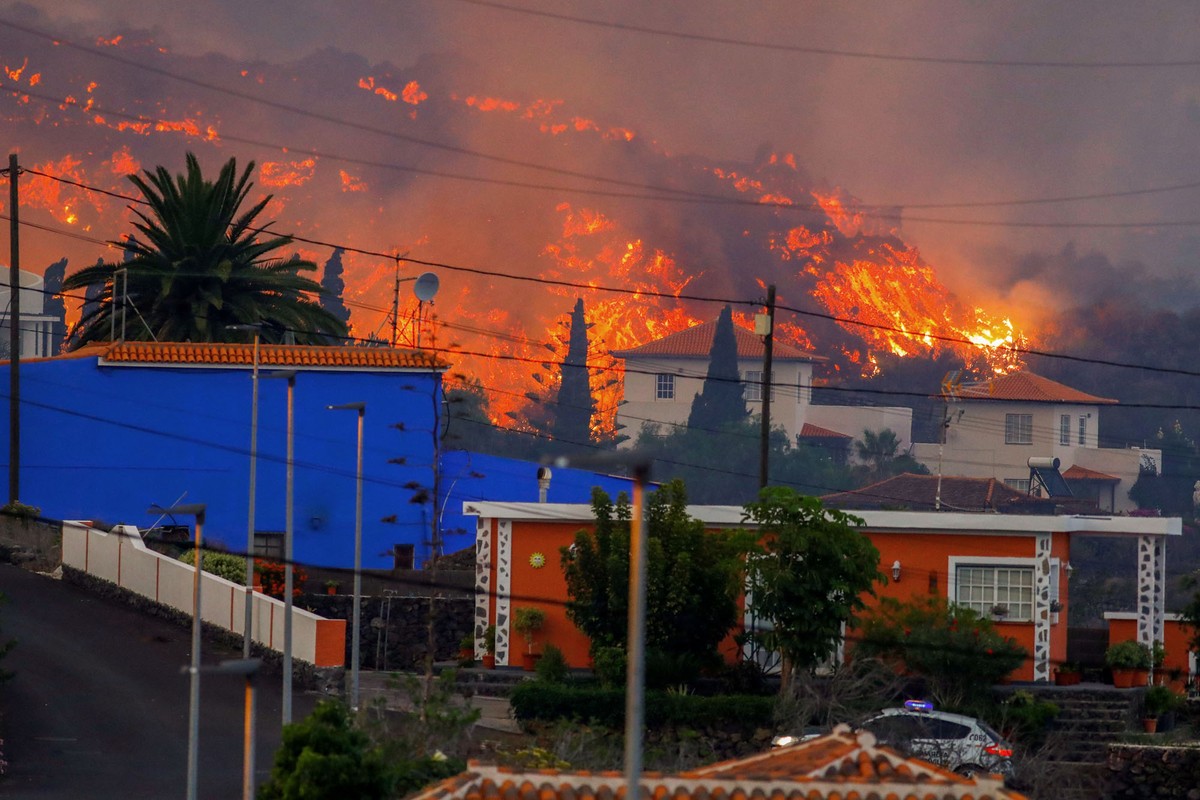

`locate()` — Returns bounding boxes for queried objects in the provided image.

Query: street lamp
[327,401,365,711]
[149,502,207,800]
[264,369,296,724]
[187,658,262,800]
[227,323,262,659]
[549,452,651,800]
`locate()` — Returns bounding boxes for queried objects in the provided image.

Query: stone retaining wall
[304,594,473,671]
[0,513,60,572]
[1106,744,1200,799]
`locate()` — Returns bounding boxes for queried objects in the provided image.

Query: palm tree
[63,153,349,348]
[854,428,902,477]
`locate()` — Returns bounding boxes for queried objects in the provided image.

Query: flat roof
[462,501,1181,537]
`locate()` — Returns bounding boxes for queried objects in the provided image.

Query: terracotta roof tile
[407,731,1026,800]
[820,473,1054,513]
[613,319,823,362]
[1062,464,1120,481]
[954,371,1116,405]
[799,424,851,439]
[87,341,445,370]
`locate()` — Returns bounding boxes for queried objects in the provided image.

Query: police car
[774,701,1015,778]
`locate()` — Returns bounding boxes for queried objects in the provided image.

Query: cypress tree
[42,257,67,355]
[552,298,594,446]
[688,304,748,430]
[319,247,352,333]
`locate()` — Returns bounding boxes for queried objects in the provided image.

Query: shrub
[536,644,570,684]
[178,549,246,583]
[508,682,774,730]
[592,646,626,688]
[1104,640,1151,670]
[855,596,1027,708]
[255,560,308,598]
[1144,685,1184,717]
[990,690,1059,747]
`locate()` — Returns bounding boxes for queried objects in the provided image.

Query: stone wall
[0,512,60,571]
[304,593,474,671]
[1106,744,1200,799]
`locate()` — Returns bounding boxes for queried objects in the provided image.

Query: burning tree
[550,298,595,448]
[61,153,348,347]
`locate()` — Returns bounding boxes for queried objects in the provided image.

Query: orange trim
[312,619,348,667]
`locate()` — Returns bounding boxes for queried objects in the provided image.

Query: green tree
[855,596,1028,709]
[560,481,749,670]
[42,257,68,355]
[63,153,348,348]
[688,305,748,431]
[551,298,595,448]
[259,700,397,800]
[742,487,883,694]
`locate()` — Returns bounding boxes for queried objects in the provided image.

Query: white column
[474,518,492,659]
[1136,535,1159,647]
[495,519,512,665]
[1033,533,1052,682]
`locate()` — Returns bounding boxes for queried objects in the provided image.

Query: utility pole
[757,284,776,490]
[390,253,401,347]
[6,153,20,505]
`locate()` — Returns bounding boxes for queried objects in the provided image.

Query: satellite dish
[412,272,440,302]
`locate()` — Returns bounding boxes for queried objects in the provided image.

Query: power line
[449,0,1200,70]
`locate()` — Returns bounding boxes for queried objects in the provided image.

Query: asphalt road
[0,564,318,798]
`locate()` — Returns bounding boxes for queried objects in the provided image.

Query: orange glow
[109,147,139,176]
[96,35,123,47]
[6,58,28,81]
[401,80,427,105]
[339,170,367,192]
[21,155,106,226]
[259,158,317,187]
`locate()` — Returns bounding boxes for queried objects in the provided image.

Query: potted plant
[459,634,475,665]
[513,606,546,671]
[324,579,340,596]
[990,604,1010,622]
[1054,661,1082,686]
[482,624,497,669]
[1143,684,1183,733]
[1105,640,1151,688]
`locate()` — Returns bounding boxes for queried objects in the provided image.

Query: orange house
[465,500,1180,683]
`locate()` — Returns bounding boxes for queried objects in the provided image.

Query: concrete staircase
[1030,685,1142,764]
[355,665,533,732]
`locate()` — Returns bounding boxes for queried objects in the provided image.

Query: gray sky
[9,1,1200,332]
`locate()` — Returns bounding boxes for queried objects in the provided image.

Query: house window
[954,565,1034,621]
[253,531,284,560]
[1059,414,1070,446]
[655,373,675,400]
[1005,413,1033,445]
[1078,415,1087,445]
[744,370,774,402]
[1004,478,1030,493]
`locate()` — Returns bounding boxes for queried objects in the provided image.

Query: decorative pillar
[495,519,512,665]
[1136,535,1166,647]
[473,518,492,659]
[1033,533,1052,682]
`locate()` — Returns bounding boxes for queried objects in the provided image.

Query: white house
[0,267,62,358]
[612,316,912,450]
[910,371,1159,513]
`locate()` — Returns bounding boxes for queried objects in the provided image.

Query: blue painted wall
[0,354,634,568]
[1,353,441,569]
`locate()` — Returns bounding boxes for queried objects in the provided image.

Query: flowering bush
[255,560,308,598]
[855,596,1027,708]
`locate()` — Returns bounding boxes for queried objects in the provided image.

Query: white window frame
[655,373,675,401]
[1059,414,1070,446]
[744,370,774,402]
[1005,413,1033,445]
[1078,415,1087,445]
[1004,478,1031,493]
[947,556,1046,623]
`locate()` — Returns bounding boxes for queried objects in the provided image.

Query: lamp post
[149,502,207,800]
[264,370,296,723]
[328,401,365,711]
[550,452,651,800]
[189,658,262,800]
[227,324,262,659]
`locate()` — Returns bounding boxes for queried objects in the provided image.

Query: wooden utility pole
[7,152,19,505]
[758,284,776,490]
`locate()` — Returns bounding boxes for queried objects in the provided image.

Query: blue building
[0,341,632,568]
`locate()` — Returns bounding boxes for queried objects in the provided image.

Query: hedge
[509,682,774,730]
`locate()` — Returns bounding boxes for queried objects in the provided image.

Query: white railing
[62,521,345,667]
